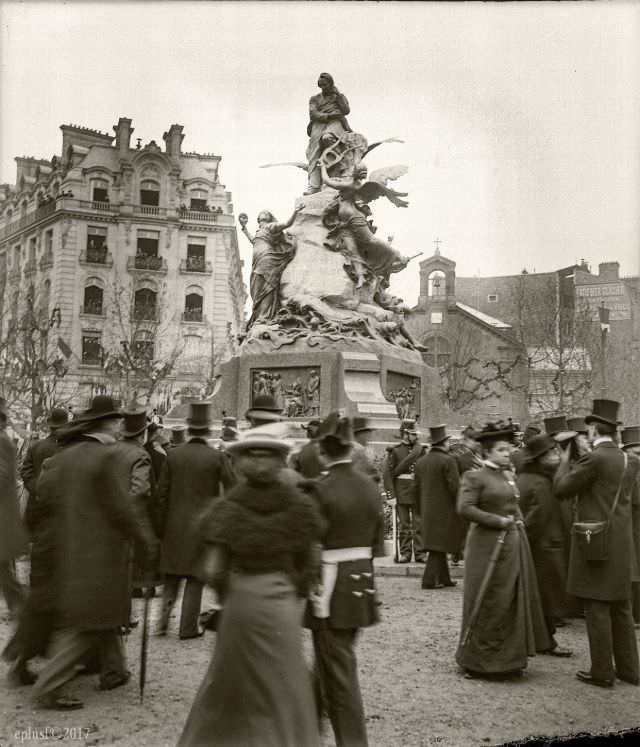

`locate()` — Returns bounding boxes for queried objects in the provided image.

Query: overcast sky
[1,1,638,305]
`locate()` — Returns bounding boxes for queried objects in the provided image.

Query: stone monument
[212,72,445,429]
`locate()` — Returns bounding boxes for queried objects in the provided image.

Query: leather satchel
[572,453,627,562]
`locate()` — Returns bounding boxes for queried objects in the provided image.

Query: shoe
[543,646,572,658]
[37,694,84,710]
[415,557,426,564]
[576,670,614,688]
[98,671,131,691]
[179,631,204,640]
[421,583,444,590]
[615,670,640,685]
[398,556,411,564]
[7,660,37,686]
[443,581,458,587]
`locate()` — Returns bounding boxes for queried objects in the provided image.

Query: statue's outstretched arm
[273,203,305,233]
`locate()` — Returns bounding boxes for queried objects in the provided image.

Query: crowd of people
[0,392,639,746]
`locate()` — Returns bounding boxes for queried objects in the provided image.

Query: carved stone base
[209,345,446,430]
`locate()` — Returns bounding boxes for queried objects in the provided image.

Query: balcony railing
[179,257,212,274]
[39,252,54,271]
[178,208,219,222]
[127,255,167,273]
[132,305,158,322]
[23,258,38,275]
[80,247,113,266]
[134,205,167,217]
[0,201,56,241]
[81,302,105,316]
[182,309,205,323]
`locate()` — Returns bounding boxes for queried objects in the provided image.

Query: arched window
[133,288,157,320]
[184,289,203,322]
[83,285,104,315]
[422,334,451,368]
[140,179,159,207]
[428,270,446,298]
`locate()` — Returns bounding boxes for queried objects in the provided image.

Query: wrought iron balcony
[179,257,212,274]
[127,255,167,273]
[39,252,54,271]
[80,302,105,316]
[23,258,38,275]
[80,247,113,266]
[181,309,205,323]
[132,305,158,322]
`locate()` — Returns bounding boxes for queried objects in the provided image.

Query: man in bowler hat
[555,399,640,688]
[157,402,234,639]
[31,396,157,710]
[414,425,462,589]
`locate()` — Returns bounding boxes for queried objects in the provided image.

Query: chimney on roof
[113,118,134,157]
[163,125,184,157]
[598,262,619,282]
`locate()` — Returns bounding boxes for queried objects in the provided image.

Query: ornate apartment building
[0,118,246,419]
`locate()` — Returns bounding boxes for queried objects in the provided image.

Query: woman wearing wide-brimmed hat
[455,422,551,679]
[178,422,324,747]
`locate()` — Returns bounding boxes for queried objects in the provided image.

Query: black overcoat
[158,438,233,576]
[305,462,384,630]
[20,434,60,537]
[517,464,568,618]
[37,435,155,631]
[0,429,29,561]
[555,440,640,601]
[414,447,463,553]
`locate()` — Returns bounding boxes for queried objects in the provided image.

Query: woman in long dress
[455,422,551,679]
[178,424,324,747]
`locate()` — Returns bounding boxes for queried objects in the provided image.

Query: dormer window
[140,179,159,206]
[91,178,109,203]
[189,189,207,211]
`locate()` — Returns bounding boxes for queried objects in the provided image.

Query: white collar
[593,436,614,447]
[326,459,353,468]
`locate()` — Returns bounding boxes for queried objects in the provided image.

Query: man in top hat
[351,416,380,483]
[31,396,157,710]
[414,425,463,589]
[555,399,640,688]
[621,425,640,628]
[3,408,68,685]
[289,418,324,479]
[157,401,234,639]
[0,401,28,621]
[517,433,572,657]
[305,412,385,747]
[20,407,69,539]
[382,419,426,563]
[245,393,283,428]
[170,425,187,447]
[112,408,159,605]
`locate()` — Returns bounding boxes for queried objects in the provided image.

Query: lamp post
[597,302,610,398]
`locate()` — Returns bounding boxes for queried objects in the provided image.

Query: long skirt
[455,523,551,674]
[178,571,319,747]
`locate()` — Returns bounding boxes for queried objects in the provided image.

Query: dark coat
[158,438,234,576]
[382,441,426,505]
[20,434,60,537]
[37,435,156,631]
[517,463,568,618]
[414,446,463,553]
[0,429,29,561]
[305,462,384,630]
[555,440,640,601]
[289,440,324,479]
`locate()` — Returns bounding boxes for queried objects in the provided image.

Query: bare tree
[100,282,185,406]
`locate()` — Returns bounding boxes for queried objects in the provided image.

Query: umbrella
[461,528,508,647]
[139,587,152,703]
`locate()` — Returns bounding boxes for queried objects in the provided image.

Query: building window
[183,291,203,322]
[186,239,206,271]
[133,288,157,320]
[140,179,159,206]
[83,285,104,315]
[430,312,443,324]
[132,331,154,362]
[488,294,498,303]
[91,178,109,203]
[28,237,36,261]
[189,189,208,211]
[44,230,53,254]
[422,334,451,368]
[82,334,102,366]
[136,231,159,258]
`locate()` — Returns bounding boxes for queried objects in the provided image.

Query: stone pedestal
[209,340,445,436]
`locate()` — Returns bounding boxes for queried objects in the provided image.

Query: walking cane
[139,587,151,704]
[461,529,507,647]
[392,498,400,563]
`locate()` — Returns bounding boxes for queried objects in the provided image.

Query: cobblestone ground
[1,573,639,747]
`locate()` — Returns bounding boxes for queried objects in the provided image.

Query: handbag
[572,452,627,562]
